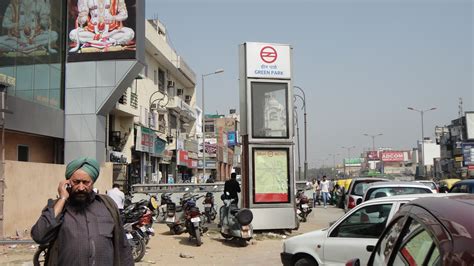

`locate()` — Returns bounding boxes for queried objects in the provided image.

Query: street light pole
[363,133,383,151]
[341,146,355,177]
[201,69,224,181]
[329,153,339,177]
[294,107,301,180]
[408,107,436,178]
[294,86,307,181]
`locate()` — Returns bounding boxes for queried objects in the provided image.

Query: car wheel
[294,256,317,266]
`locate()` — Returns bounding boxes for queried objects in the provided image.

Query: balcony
[114,89,139,117]
[166,96,183,111]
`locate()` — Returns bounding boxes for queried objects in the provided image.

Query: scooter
[202,192,217,223]
[165,199,186,235]
[219,192,254,246]
[295,190,312,222]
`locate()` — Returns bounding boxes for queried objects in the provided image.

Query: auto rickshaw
[438,178,461,193]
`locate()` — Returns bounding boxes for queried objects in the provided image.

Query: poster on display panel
[67,0,137,62]
[0,0,62,66]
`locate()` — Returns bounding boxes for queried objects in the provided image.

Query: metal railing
[130,93,138,109]
[131,182,225,194]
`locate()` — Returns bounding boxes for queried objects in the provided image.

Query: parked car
[280,193,462,266]
[414,180,439,193]
[438,178,461,193]
[449,179,474,193]
[362,181,433,202]
[361,194,474,266]
[344,177,388,212]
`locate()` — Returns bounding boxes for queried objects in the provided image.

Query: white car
[362,181,433,202]
[280,193,462,266]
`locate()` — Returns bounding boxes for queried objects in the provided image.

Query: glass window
[373,217,407,265]
[366,187,432,201]
[331,204,392,238]
[18,145,29,161]
[251,82,288,138]
[393,220,440,266]
[253,148,290,203]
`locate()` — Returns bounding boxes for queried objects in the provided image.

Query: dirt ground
[0,205,344,266]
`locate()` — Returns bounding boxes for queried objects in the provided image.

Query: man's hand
[58,180,70,200]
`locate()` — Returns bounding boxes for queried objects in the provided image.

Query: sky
[145,0,473,168]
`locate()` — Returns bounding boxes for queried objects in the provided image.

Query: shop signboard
[136,126,153,153]
[198,160,217,169]
[67,0,137,62]
[177,150,189,166]
[381,151,404,162]
[153,137,166,156]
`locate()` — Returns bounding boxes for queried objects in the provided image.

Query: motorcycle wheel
[221,232,232,239]
[301,213,307,223]
[33,245,47,266]
[210,211,217,221]
[195,227,202,246]
[132,237,146,262]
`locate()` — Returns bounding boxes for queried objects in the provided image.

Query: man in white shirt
[106,183,125,210]
[320,176,330,208]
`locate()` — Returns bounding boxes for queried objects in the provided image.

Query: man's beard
[69,190,94,212]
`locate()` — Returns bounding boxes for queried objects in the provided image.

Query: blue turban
[65,157,100,182]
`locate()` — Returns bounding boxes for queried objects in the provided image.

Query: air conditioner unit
[185,95,192,103]
[177,89,184,96]
[167,80,175,88]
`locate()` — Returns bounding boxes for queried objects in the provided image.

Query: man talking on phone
[31,157,133,265]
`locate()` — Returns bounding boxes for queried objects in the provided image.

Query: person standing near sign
[224,173,241,205]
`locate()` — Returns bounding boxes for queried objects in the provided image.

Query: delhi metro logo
[260,46,278,63]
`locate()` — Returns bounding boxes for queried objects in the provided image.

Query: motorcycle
[123,220,147,262]
[295,190,312,222]
[202,192,217,223]
[219,192,254,246]
[165,195,187,235]
[122,197,156,245]
[183,194,208,246]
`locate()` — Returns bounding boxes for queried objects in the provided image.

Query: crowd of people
[310,175,344,208]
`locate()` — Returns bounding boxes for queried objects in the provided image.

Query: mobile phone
[65,183,72,193]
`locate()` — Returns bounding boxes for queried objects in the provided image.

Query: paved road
[0,205,344,265]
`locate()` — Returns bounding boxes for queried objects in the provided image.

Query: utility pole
[408,107,436,178]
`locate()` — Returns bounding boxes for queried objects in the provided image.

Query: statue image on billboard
[0,0,59,59]
[264,92,286,137]
[67,0,136,62]
[251,82,288,138]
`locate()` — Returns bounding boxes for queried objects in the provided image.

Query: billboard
[367,151,379,160]
[381,151,404,162]
[462,143,474,166]
[227,131,236,146]
[253,148,290,203]
[0,0,63,66]
[466,112,474,140]
[67,0,136,62]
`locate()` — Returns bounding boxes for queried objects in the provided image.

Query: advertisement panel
[367,151,379,160]
[462,143,474,166]
[381,151,404,162]
[135,126,153,153]
[246,42,291,79]
[67,0,137,62]
[0,0,63,66]
[253,148,289,203]
[344,158,363,166]
[466,112,474,140]
[227,131,237,146]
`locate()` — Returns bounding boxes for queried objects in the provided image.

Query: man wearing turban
[31,157,133,265]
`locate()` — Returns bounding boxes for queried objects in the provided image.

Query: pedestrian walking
[311,179,321,207]
[31,157,133,265]
[107,183,125,211]
[320,175,330,208]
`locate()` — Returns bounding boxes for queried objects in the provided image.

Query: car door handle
[366,245,375,252]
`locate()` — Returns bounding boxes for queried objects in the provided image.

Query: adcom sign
[381,151,404,162]
[246,42,291,79]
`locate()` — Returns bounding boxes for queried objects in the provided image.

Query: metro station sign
[246,42,291,79]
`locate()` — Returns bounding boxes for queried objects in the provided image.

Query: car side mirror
[356,198,363,205]
[366,245,375,252]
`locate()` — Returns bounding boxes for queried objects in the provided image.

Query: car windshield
[419,182,436,190]
[366,187,431,200]
[352,180,384,196]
